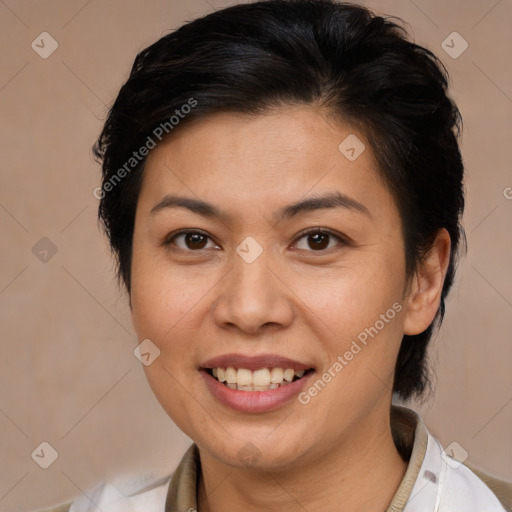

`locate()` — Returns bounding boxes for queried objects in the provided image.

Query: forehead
[138,107,394,223]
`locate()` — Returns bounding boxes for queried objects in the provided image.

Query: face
[130,106,412,470]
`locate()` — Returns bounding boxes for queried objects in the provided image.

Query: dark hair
[93,0,466,401]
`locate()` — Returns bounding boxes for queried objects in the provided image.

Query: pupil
[309,233,328,250]
[187,233,207,249]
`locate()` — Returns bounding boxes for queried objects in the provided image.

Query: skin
[129,106,451,512]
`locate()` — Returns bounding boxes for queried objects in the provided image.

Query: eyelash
[162,227,348,253]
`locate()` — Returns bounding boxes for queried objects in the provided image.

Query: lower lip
[200,369,314,413]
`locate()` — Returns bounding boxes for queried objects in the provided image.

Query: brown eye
[307,232,329,250]
[294,229,345,252]
[183,232,208,250]
[165,230,217,251]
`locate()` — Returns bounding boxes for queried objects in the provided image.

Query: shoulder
[28,472,173,512]
[461,463,512,512]
[401,414,511,512]
[424,431,511,511]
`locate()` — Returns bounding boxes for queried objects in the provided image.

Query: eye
[164,230,219,251]
[293,228,346,252]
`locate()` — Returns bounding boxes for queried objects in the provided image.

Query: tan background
[1,0,511,510]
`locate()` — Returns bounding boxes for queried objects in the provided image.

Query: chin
[200,431,309,471]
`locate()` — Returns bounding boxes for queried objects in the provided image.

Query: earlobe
[403,228,451,336]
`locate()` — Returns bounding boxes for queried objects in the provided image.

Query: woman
[35,0,511,510]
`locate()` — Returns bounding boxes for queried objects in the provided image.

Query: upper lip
[201,353,314,371]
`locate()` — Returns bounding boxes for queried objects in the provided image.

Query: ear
[403,228,452,336]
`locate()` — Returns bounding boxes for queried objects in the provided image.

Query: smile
[206,366,313,392]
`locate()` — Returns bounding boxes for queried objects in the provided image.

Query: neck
[196,406,408,512]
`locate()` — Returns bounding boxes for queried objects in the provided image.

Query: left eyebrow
[149,191,372,223]
[273,191,371,222]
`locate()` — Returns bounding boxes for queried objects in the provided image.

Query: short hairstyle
[93,0,466,401]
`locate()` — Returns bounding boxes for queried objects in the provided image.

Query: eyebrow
[150,191,371,223]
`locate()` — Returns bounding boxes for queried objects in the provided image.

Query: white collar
[403,423,507,511]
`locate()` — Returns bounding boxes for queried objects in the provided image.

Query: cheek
[301,265,406,404]
[302,260,404,340]
[131,274,197,345]
[129,245,219,362]
[303,268,405,409]
[130,241,184,334]
[129,251,207,430]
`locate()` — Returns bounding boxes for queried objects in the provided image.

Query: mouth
[204,366,315,392]
[199,354,315,413]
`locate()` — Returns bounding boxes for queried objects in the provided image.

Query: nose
[211,246,294,335]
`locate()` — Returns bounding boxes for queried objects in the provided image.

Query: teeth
[270,367,283,384]
[237,368,253,386]
[210,366,308,391]
[283,369,295,382]
[253,368,271,386]
[225,367,237,384]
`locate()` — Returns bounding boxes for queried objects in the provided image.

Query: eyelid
[292,227,349,251]
[162,228,218,248]
[295,227,349,243]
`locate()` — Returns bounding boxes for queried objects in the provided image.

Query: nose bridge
[212,236,292,332]
[235,238,271,291]
[231,236,275,304]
